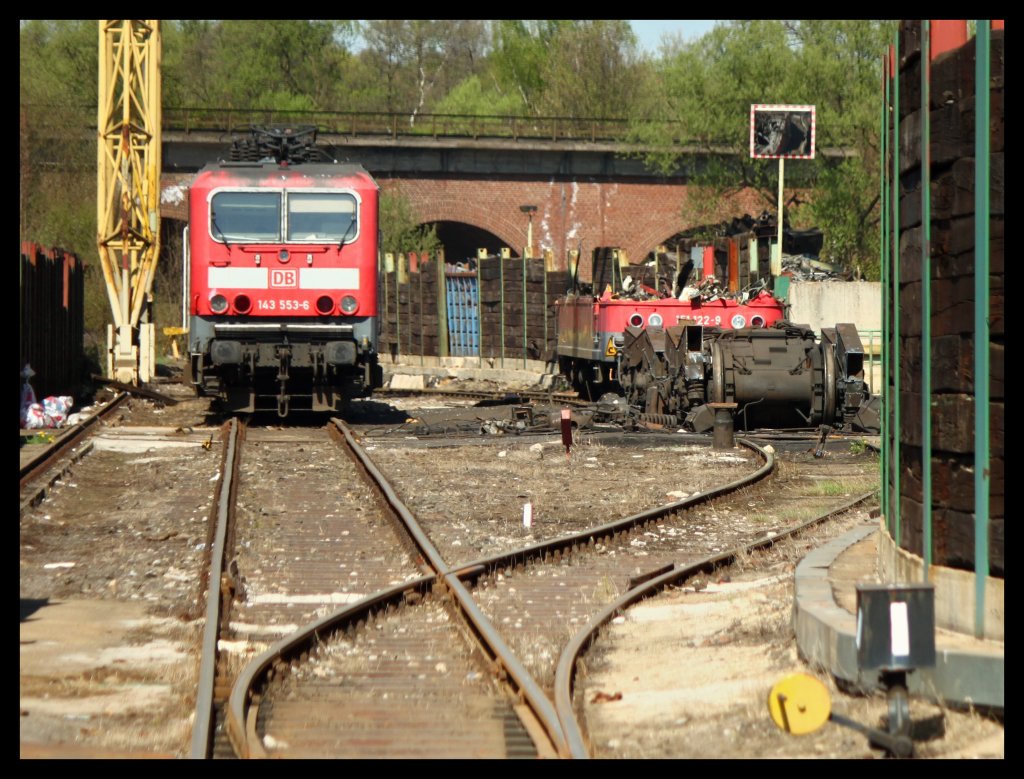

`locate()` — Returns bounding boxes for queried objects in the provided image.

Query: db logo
[271,269,297,288]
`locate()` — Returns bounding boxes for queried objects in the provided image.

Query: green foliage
[357,20,489,118]
[164,20,357,111]
[20,21,105,345]
[379,190,440,256]
[630,20,896,278]
[433,75,522,118]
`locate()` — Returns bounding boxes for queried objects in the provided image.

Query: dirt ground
[579,511,1005,759]
[20,377,1004,759]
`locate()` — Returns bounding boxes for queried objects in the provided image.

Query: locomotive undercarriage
[615,321,878,433]
[190,337,380,416]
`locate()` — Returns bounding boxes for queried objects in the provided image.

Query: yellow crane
[96,20,161,384]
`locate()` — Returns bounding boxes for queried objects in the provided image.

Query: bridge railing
[163,107,670,144]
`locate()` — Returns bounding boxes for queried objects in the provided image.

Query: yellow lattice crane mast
[97,20,161,384]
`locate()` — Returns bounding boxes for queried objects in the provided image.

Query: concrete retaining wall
[787,281,881,334]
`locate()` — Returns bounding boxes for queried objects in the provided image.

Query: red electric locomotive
[185,127,382,415]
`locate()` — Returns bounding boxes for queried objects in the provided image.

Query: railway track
[19,393,128,503]
[222,418,878,758]
[192,420,543,758]
[22,385,887,758]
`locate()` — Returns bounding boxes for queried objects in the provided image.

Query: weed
[808,479,874,497]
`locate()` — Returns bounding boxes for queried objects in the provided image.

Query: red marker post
[560,408,573,456]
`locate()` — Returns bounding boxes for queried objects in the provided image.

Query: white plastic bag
[19,363,37,429]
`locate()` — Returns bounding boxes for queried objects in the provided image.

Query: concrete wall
[788,280,883,395]
[787,281,881,334]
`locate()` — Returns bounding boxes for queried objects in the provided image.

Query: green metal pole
[396,258,402,359]
[438,251,449,359]
[880,51,890,534]
[892,33,902,553]
[543,256,549,363]
[500,255,505,368]
[523,255,527,369]
[383,262,389,357]
[477,265,483,368]
[973,20,991,638]
[921,20,933,580]
[419,262,424,367]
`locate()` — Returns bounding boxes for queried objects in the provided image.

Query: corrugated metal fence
[20,242,85,399]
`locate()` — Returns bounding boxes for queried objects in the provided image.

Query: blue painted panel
[445,273,479,356]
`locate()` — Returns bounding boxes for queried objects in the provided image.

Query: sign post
[750,105,816,278]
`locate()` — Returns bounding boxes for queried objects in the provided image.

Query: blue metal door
[445,271,479,356]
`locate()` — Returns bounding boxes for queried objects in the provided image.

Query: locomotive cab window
[287,193,357,242]
[210,191,282,242]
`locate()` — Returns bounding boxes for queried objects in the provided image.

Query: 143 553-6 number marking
[257,299,311,311]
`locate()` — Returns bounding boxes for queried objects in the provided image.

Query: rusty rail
[226,422,779,758]
[552,486,880,758]
[191,418,243,759]
[19,392,128,494]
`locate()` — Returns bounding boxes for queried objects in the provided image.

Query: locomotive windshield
[287,193,357,242]
[209,190,357,244]
[210,191,281,242]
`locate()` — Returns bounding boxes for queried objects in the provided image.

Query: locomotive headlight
[751,315,766,328]
[210,294,229,314]
[340,295,359,315]
[648,313,664,328]
[628,313,644,328]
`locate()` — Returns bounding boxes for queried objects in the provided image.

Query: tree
[164,20,359,112]
[537,20,647,119]
[489,20,570,115]
[20,21,107,361]
[358,20,488,122]
[629,20,897,276]
[379,190,440,256]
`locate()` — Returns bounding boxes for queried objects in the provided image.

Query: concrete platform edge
[794,525,1004,710]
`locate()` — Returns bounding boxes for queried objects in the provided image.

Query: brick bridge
[160,130,767,272]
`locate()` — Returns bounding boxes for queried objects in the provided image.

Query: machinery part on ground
[617,320,876,433]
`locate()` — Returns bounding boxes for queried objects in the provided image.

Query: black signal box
[855,584,936,671]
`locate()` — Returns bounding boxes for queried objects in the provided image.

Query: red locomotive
[185,127,382,415]
[556,283,787,396]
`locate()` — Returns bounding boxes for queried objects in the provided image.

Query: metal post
[499,255,505,368]
[419,261,424,367]
[973,20,991,638]
[437,249,449,359]
[476,263,483,368]
[880,50,891,535]
[396,255,403,358]
[543,255,549,362]
[921,21,933,579]
[710,403,737,450]
[523,254,528,369]
[892,34,902,552]
[774,158,785,276]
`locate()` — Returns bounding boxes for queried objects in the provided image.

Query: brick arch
[630,188,770,262]
[632,216,700,264]
[380,179,527,256]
